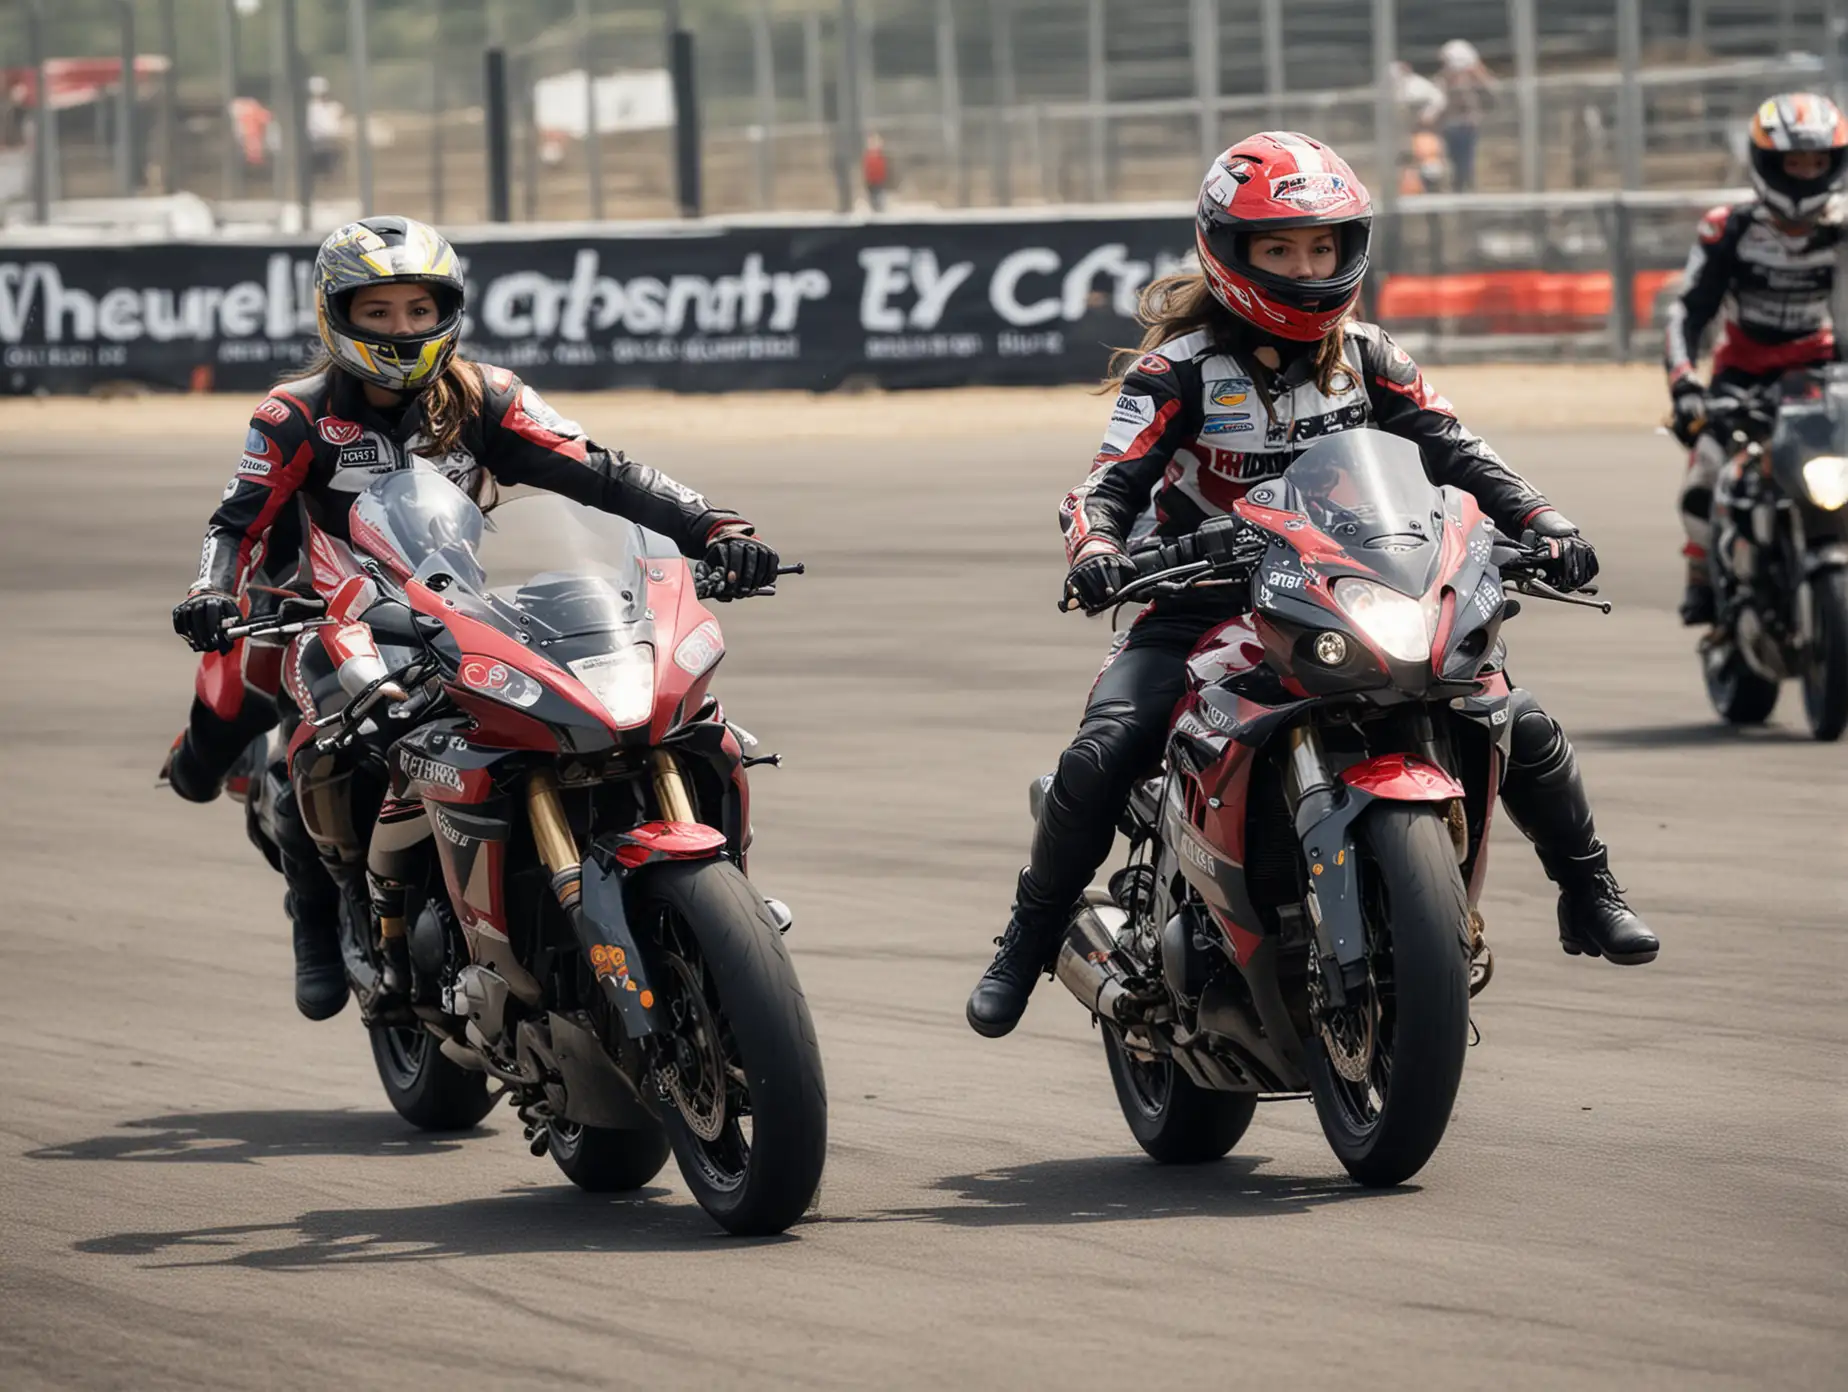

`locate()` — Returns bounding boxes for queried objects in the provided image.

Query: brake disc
[662,954,728,1142]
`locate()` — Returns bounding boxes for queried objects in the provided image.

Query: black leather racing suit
[1664,199,1842,565]
[1017,320,1614,933]
[178,363,755,943]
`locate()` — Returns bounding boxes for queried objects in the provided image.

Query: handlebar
[694,560,805,602]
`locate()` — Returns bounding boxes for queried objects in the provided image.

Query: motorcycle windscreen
[1274,430,1446,595]
[471,490,670,639]
[347,469,489,589]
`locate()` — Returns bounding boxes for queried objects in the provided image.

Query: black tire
[548,1118,671,1192]
[1306,804,1470,1188]
[1801,570,1848,742]
[1703,641,1781,726]
[368,1025,497,1132]
[1102,1028,1256,1163]
[634,860,827,1237]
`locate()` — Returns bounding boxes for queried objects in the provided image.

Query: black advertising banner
[0,213,1196,396]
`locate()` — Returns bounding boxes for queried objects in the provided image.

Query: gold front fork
[526,768,584,914]
[651,750,697,824]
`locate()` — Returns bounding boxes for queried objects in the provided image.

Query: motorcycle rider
[169,214,780,1021]
[966,131,1660,1039]
[1665,92,1848,625]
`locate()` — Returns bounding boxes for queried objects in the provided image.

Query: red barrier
[1379,269,1686,332]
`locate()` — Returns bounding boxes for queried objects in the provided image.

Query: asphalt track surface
[2,402,1842,1391]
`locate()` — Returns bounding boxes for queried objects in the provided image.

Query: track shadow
[72,1185,764,1268]
[1575,722,1808,749]
[24,1108,489,1165]
[815,1152,1401,1229]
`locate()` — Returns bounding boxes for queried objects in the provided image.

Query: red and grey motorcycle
[227,470,825,1235]
[1042,429,1605,1187]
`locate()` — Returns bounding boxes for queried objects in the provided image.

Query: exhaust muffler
[1054,904,1139,1023]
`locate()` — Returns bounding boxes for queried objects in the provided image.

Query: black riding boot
[1500,693,1660,965]
[159,695,278,804]
[276,791,350,1020]
[966,868,1071,1038]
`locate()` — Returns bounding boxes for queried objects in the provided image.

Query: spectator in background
[306,75,345,178]
[1392,61,1448,193]
[1438,39,1498,193]
[862,132,890,212]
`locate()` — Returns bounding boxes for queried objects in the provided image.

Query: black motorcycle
[1699,367,1848,741]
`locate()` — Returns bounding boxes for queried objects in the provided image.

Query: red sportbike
[229,470,825,1235]
[1043,429,1606,1187]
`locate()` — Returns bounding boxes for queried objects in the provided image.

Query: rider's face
[349,283,440,338]
[1248,227,1339,281]
[1783,150,1832,181]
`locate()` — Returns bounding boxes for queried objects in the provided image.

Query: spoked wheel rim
[655,916,753,1196]
[376,1027,430,1091]
[1111,1031,1174,1121]
[1318,982,1391,1133]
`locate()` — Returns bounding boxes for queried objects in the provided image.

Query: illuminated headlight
[1313,632,1349,665]
[673,620,725,676]
[1333,578,1436,663]
[569,645,655,727]
[1801,454,1848,511]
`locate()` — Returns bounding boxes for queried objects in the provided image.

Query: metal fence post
[431,0,445,222]
[991,0,1015,207]
[28,0,49,222]
[219,0,241,197]
[280,0,313,221]
[1609,196,1634,363]
[750,0,775,209]
[1371,0,1398,238]
[937,0,965,206]
[1193,0,1218,162]
[1510,0,1539,192]
[349,0,375,216]
[484,44,511,222]
[577,0,604,220]
[1261,0,1285,130]
[803,10,824,126]
[1617,0,1643,191]
[117,0,138,195]
[158,0,178,193]
[669,25,702,217]
[836,0,864,210]
[1086,0,1105,200]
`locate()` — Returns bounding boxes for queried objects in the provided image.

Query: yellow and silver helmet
[313,215,465,392]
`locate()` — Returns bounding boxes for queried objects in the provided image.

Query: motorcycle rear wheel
[368,1025,497,1132]
[635,860,827,1237]
[547,1118,671,1192]
[1102,1028,1256,1163]
[1800,570,1848,742]
[1306,804,1469,1188]
[1703,640,1780,726]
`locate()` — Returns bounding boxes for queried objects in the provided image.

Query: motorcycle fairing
[1340,753,1465,802]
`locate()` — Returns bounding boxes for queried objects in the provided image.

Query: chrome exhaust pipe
[1054,904,1137,1023]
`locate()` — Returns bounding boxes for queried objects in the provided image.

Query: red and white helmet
[1748,92,1848,224]
[1195,132,1373,342]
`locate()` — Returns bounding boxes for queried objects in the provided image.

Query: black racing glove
[1064,544,1139,615]
[1525,510,1599,593]
[172,588,241,654]
[1669,376,1707,448]
[703,533,779,600]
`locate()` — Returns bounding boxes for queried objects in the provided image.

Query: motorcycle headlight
[1801,454,1848,511]
[1333,578,1436,664]
[568,645,655,727]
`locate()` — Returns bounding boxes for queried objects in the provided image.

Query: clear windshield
[1273,431,1446,594]
[346,471,678,639]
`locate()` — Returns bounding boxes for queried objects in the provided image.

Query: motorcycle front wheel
[1703,639,1781,727]
[1801,570,1848,741]
[634,860,827,1237]
[1306,804,1470,1188]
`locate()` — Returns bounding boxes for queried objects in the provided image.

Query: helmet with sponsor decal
[1748,93,1848,225]
[313,215,466,393]
[1195,131,1372,342]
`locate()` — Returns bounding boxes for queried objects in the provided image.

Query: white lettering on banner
[0,253,317,346]
[863,333,984,360]
[857,246,977,332]
[476,249,828,341]
[988,244,1193,329]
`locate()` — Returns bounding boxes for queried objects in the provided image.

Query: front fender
[1340,754,1466,803]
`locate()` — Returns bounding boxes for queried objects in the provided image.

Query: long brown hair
[1104,271,1354,405]
[276,351,483,459]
